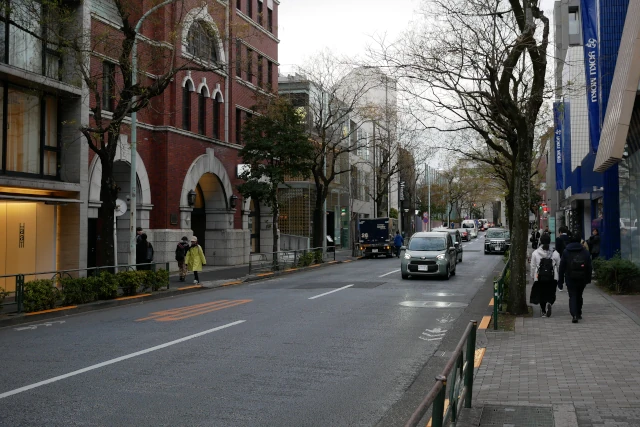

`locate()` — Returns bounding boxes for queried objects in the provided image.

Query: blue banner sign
[553,101,564,190]
[581,0,601,153]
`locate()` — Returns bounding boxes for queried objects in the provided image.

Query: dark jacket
[136,240,148,264]
[555,234,570,256]
[558,242,592,287]
[588,234,601,255]
[394,234,404,246]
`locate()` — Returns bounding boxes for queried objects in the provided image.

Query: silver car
[400,232,458,280]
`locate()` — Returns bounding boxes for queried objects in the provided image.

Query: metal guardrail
[405,320,478,427]
[0,262,170,314]
[493,258,510,331]
[248,247,336,274]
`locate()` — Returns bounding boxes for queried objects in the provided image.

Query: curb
[0,257,359,328]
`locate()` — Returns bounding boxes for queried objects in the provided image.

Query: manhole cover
[399,301,468,308]
[480,405,553,427]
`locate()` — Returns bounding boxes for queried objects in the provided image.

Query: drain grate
[480,405,553,427]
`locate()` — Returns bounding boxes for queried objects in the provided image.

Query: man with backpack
[530,233,561,317]
[558,232,593,323]
[175,236,190,282]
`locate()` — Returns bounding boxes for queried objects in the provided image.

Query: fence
[0,262,170,315]
[493,258,510,330]
[405,320,478,427]
[248,247,336,274]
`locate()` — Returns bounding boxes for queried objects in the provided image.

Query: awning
[0,194,82,204]
[594,0,640,172]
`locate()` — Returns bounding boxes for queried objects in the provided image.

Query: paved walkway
[465,279,640,426]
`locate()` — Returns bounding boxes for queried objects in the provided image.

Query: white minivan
[461,220,479,238]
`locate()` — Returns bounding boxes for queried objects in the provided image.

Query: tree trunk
[312,183,325,248]
[505,191,514,232]
[98,159,118,267]
[507,146,532,315]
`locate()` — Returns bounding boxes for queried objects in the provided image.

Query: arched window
[182,80,194,131]
[187,20,218,63]
[198,88,207,135]
[213,95,222,140]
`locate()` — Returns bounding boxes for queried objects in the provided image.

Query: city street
[0,234,501,426]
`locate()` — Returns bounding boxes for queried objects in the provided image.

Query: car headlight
[436,254,446,260]
[404,252,411,260]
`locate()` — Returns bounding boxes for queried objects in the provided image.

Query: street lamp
[129,0,177,266]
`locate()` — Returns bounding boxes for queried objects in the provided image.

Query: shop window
[0,86,59,177]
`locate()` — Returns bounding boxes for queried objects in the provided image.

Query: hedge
[593,254,640,294]
[22,269,170,313]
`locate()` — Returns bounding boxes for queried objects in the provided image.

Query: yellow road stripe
[474,348,486,368]
[221,281,242,287]
[478,315,491,330]
[136,300,230,321]
[328,261,337,264]
[256,272,274,277]
[309,264,321,268]
[136,299,251,322]
[178,284,202,291]
[426,399,450,427]
[25,306,78,316]
[115,294,152,301]
[285,268,297,272]
[489,298,494,306]
[343,260,352,263]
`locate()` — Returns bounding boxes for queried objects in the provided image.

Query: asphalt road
[0,233,502,426]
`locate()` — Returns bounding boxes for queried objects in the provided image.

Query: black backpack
[569,252,589,281]
[175,243,188,261]
[146,243,154,262]
[538,257,554,282]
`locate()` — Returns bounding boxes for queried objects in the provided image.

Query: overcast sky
[278,0,556,72]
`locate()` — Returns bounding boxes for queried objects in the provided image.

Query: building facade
[86,0,280,269]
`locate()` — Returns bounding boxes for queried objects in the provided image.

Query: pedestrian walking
[175,236,190,282]
[136,226,144,244]
[393,231,404,258]
[558,232,592,323]
[185,236,206,285]
[530,233,561,317]
[136,233,154,270]
[555,226,570,256]
[588,228,601,260]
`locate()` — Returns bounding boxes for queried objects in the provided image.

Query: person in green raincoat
[185,236,206,284]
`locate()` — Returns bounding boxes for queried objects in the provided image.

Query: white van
[461,220,478,238]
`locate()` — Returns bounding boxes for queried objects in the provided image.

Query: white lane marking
[379,269,401,277]
[308,285,354,300]
[14,320,65,331]
[0,320,246,400]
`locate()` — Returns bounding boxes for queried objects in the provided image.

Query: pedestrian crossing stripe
[136,300,252,322]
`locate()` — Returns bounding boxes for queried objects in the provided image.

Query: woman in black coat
[136,233,150,270]
[588,228,600,259]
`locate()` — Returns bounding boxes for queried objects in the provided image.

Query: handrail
[248,246,336,274]
[405,320,478,427]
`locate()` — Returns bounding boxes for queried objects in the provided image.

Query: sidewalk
[461,277,640,426]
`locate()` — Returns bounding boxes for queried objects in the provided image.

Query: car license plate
[494,245,501,250]
[418,265,428,271]
[372,249,378,253]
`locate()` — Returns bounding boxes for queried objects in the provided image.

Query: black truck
[358,218,393,258]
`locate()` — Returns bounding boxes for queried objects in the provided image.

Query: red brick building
[87,0,279,268]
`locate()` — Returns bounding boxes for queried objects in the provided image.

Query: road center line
[379,269,400,277]
[0,320,246,400]
[308,285,353,300]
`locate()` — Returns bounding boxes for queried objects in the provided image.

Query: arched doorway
[190,172,228,252]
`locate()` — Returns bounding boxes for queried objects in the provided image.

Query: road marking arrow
[14,321,65,331]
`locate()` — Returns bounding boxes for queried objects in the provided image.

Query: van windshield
[462,223,475,228]
[408,237,447,251]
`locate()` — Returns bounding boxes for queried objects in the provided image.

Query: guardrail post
[432,376,447,427]
[465,320,477,408]
[16,274,24,314]
[493,279,499,331]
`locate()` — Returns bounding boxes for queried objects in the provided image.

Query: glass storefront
[618,143,640,264]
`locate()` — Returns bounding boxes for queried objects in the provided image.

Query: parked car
[435,229,463,263]
[401,232,457,280]
[461,220,478,238]
[484,228,511,254]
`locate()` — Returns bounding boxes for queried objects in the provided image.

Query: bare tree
[374,0,551,313]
